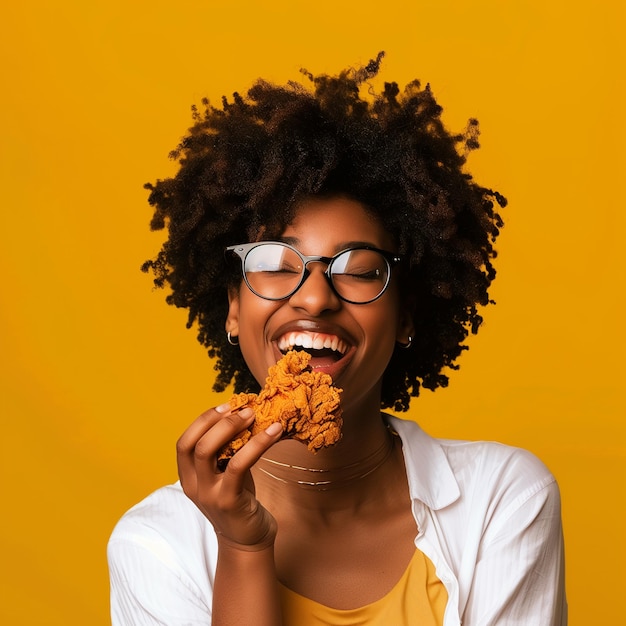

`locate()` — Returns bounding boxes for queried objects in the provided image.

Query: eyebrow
[277,236,382,252]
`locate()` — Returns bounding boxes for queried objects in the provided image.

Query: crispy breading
[217,350,343,466]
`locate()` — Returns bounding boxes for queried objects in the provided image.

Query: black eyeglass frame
[226,241,402,305]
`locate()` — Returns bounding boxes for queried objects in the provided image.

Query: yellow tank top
[278,549,447,625]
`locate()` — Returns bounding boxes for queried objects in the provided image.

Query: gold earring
[397,335,412,349]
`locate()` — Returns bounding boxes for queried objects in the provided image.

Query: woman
[108,53,567,625]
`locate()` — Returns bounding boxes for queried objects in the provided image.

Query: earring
[397,335,413,349]
[227,331,239,346]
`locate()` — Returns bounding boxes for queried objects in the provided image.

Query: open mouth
[277,332,349,364]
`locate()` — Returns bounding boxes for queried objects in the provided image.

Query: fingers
[192,407,256,485]
[176,404,254,491]
[176,402,231,455]
[209,422,284,542]
[175,405,283,548]
[221,422,283,493]
[177,405,283,487]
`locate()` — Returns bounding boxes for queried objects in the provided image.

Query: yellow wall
[1,1,623,623]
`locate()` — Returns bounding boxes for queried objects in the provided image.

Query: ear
[396,294,416,345]
[225,287,240,339]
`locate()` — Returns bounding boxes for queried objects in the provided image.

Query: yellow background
[1,1,624,623]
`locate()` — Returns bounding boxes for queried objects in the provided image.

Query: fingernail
[238,407,255,419]
[265,422,282,436]
[215,402,231,413]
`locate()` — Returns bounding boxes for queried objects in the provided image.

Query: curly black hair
[142,52,506,411]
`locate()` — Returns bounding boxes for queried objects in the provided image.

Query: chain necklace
[257,429,397,491]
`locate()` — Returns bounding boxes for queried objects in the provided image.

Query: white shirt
[108,417,567,625]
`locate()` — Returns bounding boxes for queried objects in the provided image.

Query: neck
[252,411,398,497]
[256,426,396,491]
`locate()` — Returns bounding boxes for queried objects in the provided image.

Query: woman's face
[226,196,413,413]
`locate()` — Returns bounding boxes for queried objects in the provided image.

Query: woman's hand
[176,404,283,550]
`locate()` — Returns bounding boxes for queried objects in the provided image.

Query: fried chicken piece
[218,350,343,466]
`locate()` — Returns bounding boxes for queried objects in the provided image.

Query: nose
[287,263,341,315]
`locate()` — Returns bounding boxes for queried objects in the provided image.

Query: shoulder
[108,483,218,622]
[108,482,218,575]
[387,415,560,517]
[387,417,566,623]
[442,435,557,491]
[110,482,203,539]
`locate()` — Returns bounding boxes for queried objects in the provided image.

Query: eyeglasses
[226,241,402,304]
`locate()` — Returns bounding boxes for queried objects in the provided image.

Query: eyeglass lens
[242,243,390,303]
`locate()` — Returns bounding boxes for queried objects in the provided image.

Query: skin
[177,196,419,625]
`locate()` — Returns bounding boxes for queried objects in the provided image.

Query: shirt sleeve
[108,534,213,625]
[108,483,219,625]
[461,477,567,626]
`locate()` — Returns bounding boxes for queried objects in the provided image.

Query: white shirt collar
[385,414,461,510]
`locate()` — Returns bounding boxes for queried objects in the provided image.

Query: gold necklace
[257,430,397,491]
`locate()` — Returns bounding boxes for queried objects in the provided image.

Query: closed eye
[272,265,301,274]
[336,269,382,281]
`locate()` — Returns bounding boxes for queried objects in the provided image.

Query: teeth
[277,332,347,355]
